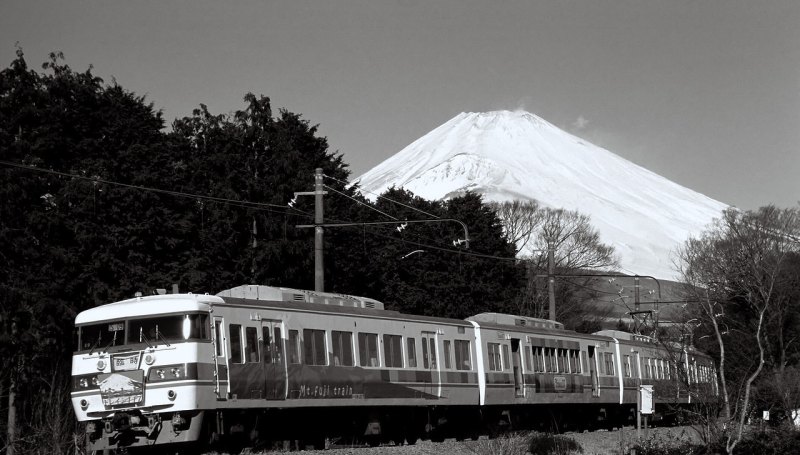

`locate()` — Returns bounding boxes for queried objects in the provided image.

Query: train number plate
[112,353,140,371]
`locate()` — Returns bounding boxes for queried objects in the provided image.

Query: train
[71,285,716,452]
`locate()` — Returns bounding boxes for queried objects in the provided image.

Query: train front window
[127,314,210,345]
[77,321,125,351]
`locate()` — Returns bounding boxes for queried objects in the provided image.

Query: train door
[421,331,441,398]
[588,345,600,398]
[260,320,286,400]
[511,338,524,397]
[212,316,230,399]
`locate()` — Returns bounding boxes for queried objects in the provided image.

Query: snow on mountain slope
[355,111,728,280]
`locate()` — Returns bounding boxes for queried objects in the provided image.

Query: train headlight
[96,360,106,371]
[167,390,177,401]
[80,399,89,410]
[79,378,88,388]
[91,376,98,386]
[144,354,155,365]
[170,367,182,378]
[156,369,166,379]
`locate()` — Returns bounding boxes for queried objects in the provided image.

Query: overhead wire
[323,173,440,219]
[0,159,314,218]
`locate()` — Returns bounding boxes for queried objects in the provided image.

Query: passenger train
[71,285,716,452]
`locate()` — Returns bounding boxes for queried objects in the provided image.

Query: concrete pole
[548,241,556,321]
[314,168,324,292]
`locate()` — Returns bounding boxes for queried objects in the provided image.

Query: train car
[71,285,715,453]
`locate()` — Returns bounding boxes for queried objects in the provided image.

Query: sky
[2,0,798,210]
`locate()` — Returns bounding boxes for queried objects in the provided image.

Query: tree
[491,201,619,331]
[677,206,800,454]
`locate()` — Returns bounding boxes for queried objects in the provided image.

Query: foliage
[0,50,529,451]
[527,432,583,454]
[677,206,800,454]
[627,428,704,455]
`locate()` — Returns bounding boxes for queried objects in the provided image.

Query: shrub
[527,432,583,454]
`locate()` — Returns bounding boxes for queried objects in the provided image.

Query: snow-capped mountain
[355,111,728,280]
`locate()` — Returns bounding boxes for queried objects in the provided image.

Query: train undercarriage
[82,403,683,453]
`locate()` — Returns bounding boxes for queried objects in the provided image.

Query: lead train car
[71,285,715,452]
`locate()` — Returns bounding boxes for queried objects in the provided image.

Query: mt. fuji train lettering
[71,285,716,452]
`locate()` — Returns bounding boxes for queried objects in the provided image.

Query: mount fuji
[354,111,728,281]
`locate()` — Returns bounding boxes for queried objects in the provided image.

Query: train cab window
[623,355,632,378]
[488,343,502,371]
[288,330,300,364]
[455,340,471,371]
[383,334,403,368]
[229,324,243,364]
[245,327,259,363]
[332,331,354,366]
[407,338,417,368]
[443,340,452,369]
[303,329,327,366]
[358,333,379,367]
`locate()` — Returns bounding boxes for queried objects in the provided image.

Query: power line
[0,160,313,218]
[322,184,397,220]
[323,173,440,219]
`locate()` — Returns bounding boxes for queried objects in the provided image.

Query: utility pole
[290,168,327,292]
[314,168,324,292]
[548,241,556,321]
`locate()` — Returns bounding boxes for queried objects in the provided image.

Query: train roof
[75,293,223,325]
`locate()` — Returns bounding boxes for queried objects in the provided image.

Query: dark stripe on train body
[520,373,586,393]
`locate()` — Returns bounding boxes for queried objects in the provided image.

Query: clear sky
[2,0,798,210]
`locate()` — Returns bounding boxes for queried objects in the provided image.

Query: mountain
[354,111,728,280]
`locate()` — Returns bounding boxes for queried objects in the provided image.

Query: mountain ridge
[355,110,728,280]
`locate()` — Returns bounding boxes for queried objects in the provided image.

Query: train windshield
[76,313,210,352]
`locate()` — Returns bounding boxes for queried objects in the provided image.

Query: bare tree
[492,201,620,329]
[677,206,800,454]
[489,200,542,255]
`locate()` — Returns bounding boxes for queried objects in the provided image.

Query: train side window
[487,343,502,371]
[422,338,430,368]
[533,346,544,373]
[214,322,223,357]
[569,349,581,374]
[623,355,632,377]
[429,337,437,367]
[303,329,327,366]
[603,352,615,376]
[407,338,417,368]
[557,348,567,373]
[332,331,354,366]
[359,333,379,367]
[455,340,471,371]
[545,347,556,372]
[229,324,243,364]
[288,330,300,364]
[383,334,403,368]
[443,340,452,369]
[501,344,509,372]
[245,327,259,363]
[523,345,532,372]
